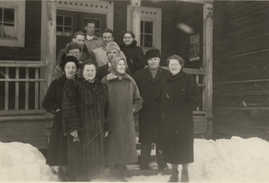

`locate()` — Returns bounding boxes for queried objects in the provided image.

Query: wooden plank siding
[0,0,41,61]
[213,2,269,139]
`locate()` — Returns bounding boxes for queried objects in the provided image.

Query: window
[56,15,73,36]
[140,21,153,48]
[0,1,25,47]
[189,33,200,62]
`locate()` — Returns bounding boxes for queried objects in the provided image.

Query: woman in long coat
[42,56,79,180]
[120,31,145,75]
[102,55,143,180]
[62,62,108,180]
[134,48,169,170]
[160,55,199,182]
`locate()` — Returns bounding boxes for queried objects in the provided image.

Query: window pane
[64,26,72,32]
[0,8,3,23]
[144,35,153,47]
[57,26,63,32]
[56,15,63,26]
[144,21,153,33]
[140,21,143,32]
[140,34,144,46]
[4,8,15,26]
[64,16,72,26]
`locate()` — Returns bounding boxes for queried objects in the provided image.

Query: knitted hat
[110,55,128,74]
[60,55,79,71]
[106,41,121,52]
[166,54,185,67]
[145,48,161,61]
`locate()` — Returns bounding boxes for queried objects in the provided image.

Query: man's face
[73,35,85,47]
[67,48,81,60]
[102,32,113,45]
[85,23,95,36]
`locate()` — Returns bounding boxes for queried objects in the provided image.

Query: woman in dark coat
[102,55,143,180]
[160,55,199,182]
[133,48,169,170]
[42,56,79,180]
[120,31,145,75]
[62,62,108,180]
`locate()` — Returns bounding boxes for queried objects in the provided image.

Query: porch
[0,0,214,149]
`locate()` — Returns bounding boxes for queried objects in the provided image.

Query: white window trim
[0,1,25,47]
[127,6,162,51]
[56,0,114,30]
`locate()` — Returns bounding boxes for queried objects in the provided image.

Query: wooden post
[202,2,214,138]
[130,0,141,46]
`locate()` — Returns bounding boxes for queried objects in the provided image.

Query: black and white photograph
[0,0,269,182]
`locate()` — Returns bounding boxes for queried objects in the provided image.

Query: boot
[168,164,178,182]
[181,164,189,182]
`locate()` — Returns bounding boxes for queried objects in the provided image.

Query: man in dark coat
[160,54,200,182]
[134,49,169,170]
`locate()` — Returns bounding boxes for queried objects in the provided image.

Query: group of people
[42,21,199,182]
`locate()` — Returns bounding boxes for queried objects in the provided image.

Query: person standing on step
[134,48,169,170]
[160,55,200,182]
[102,55,143,181]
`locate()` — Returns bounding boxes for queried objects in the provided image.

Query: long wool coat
[160,71,199,164]
[134,67,170,144]
[62,78,108,178]
[120,41,145,75]
[42,76,67,166]
[102,74,143,165]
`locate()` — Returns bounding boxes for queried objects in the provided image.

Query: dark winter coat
[62,78,108,178]
[42,76,67,166]
[120,41,145,75]
[134,67,170,144]
[102,73,143,165]
[160,71,199,164]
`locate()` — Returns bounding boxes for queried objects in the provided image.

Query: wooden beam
[202,2,214,138]
[130,0,141,46]
[144,0,213,4]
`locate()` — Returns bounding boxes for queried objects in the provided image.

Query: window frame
[0,1,25,47]
[56,14,74,37]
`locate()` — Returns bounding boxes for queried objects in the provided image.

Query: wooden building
[214,1,269,140]
[0,0,213,150]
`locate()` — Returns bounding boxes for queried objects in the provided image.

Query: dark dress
[120,41,145,75]
[42,76,67,166]
[160,71,199,164]
[134,67,169,144]
[62,78,108,179]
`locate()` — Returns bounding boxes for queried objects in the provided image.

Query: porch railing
[0,61,46,115]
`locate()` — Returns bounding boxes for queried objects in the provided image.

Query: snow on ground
[0,141,57,181]
[129,136,269,182]
[1,137,269,182]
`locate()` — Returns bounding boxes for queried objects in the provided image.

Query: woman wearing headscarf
[120,31,145,75]
[102,55,143,181]
[42,56,79,180]
[62,61,108,180]
[160,55,200,182]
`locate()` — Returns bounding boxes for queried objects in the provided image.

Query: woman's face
[123,33,134,46]
[147,57,160,70]
[107,49,119,61]
[83,64,96,81]
[64,62,77,79]
[168,59,182,75]
[116,59,126,74]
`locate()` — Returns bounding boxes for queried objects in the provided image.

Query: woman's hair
[59,55,79,71]
[166,54,185,67]
[122,31,135,39]
[81,60,97,72]
[66,42,82,53]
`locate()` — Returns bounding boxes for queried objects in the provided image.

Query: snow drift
[130,137,269,182]
[0,141,57,181]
